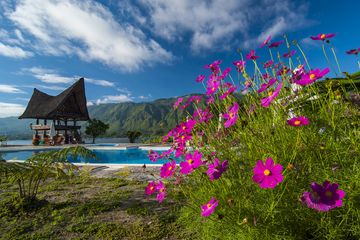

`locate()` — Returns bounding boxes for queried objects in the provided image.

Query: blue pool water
[0,148,181,165]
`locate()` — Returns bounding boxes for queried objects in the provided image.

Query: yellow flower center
[245,81,249,85]
[207,203,212,208]
[325,191,333,198]
[212,87,215,91]
[150,186,154,190]
[229,113,234,118]
[297,64,302,69]
[168,166,173,170]
[310,73,316,80]
[160,188,164,192]
[264,169,271,176]
[320,34,326,39]
[294,120,301,125]
[188,159,193,164]
[181,136,185,140]
[182,126,186,130]
[268,91,273,97]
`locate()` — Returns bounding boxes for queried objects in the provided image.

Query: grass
[0,175,196,240]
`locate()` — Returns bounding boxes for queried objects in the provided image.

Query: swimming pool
[0,147,180,165]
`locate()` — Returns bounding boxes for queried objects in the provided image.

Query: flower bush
[145,33,360,239]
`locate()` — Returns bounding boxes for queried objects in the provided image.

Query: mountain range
[0,95,199,140]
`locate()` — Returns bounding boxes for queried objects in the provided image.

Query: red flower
[269,40,284,48]
[346,48,360,55]
[246,50,259,60]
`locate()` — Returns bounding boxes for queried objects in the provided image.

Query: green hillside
[0,94,201,139]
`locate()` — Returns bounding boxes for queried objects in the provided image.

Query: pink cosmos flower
[180,150,203,175]
[246,50,259,60]
[260,35,271,48]
[261,82,283,108]
[201,198,218,217]
[233,60,246,72]
[346,48,360,55]
[219,67,231,80]
[263,60,274,68]
[193,108,213,123]
[277,66,290,76]
[205,60,222,75]
[145,181,156,195]
[283,50,296,58]
[242,79,252,93]
[252,158,284,189]
[207,96,215,105]
[310,33,336,41]
[160,160,176,178]
[287,116,310,126]
[196,74,206,82]
[160,149,173,159]
[206,158,228,181]
[257,78,276,93]
[220,84,237,100]
[156,181,166,203]
[223,102,239,128]
[301,181,345,212]
[206,79,220,95]
[295,68,330,86]
[269,40,284,48]
[148,150,160,162]
[173,97,183,109]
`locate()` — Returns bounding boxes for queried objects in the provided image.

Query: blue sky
[0,0,359,117]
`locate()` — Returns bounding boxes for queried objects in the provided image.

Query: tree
[85,119,109,144]
[126,131,142,143]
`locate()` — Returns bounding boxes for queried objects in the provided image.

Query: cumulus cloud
[5,0,173,71]
[126,0,311,51]
[95,94,133,105]
[0,102,25,118]
[0,84,25,93]
[0,42,32,58]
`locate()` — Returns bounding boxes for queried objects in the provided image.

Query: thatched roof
[19,78,90,121]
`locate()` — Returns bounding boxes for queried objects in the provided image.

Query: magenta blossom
[205,60,222,75]
[193,108,213,123]
[206,79,220,95]
[252,158,284,189]
[206,158,228,181]
[220,84,237,100]
[246,50,259,60]
[145,181,156,195]
[263,60,274,68]
[346,48,359,55]
[301,181,345,212]
[207,96,215,105]
[283,50,296,58]
[180,150,203,175]
[277,66,290,76]
[310,33,336,41]
[269,40,284,48]
[257,78,276,93]
[233,60,246,72]
[160,160,176,178]
[260,35,271,48]
[156,181,166,203]
[201,198,218,217]
[287,116,310,126]
[261,82,283,108]
[295,68,329,86]
[219,67,231,80]
[223,102,239,128]
[196,74,206,82]
[148,150,160,162]
[173,97,183,109]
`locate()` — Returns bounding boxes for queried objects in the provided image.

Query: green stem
[268,48,274,62]
[295,43,311,70]
[330,45,342,75]
[322,43,337,76]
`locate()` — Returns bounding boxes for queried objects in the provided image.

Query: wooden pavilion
[19,78,90,145]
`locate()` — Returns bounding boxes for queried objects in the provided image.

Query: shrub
[145,34,360,239]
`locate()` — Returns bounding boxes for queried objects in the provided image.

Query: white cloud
[0,102,25,118]
[87,101,94,107]
[0,84,25,93]
[23,67,115,87]
[6,0,173,71]
[138,94,152,100]
[0,42,32,58]
[96,94,133,104]
[129,0,311,51]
